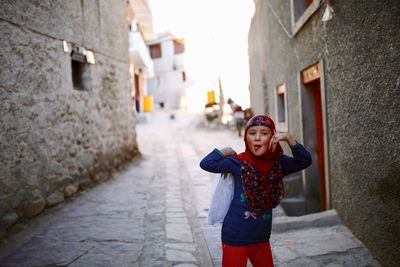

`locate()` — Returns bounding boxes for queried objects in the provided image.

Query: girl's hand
[269,133,296,152]
[220,147,237,157]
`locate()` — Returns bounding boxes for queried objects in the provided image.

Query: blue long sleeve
[281,143,312,176]
[199,148,238,174]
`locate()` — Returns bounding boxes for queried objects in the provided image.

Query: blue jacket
[199,143,312,246]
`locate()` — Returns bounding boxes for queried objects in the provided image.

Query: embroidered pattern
[240,158,284,215]
[240,193,246,203]
[262,213,272,221]
[247,115,273,128]
[244,211,257,219]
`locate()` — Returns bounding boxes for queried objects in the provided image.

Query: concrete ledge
[272,209,342,233]
[280,197,306,216]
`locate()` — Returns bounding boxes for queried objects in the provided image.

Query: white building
[127,0,155,113]
[146,32,191,109]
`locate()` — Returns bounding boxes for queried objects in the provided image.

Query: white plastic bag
[207,173,234,226]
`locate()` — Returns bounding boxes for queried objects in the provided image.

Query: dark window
[149,44,162,59]
[291,0,321,36]
[174,39,185,54]
[293,0,313,22]
[276,84,286,123]
[182,71,186,82]
[71,59,91,91]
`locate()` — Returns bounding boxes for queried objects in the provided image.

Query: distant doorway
[134,74,140,113]
[300,62,329,212]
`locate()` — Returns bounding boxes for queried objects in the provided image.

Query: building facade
[127,0,155,113]
[0,1,139,235]
[248,0,400,265]
[147,32,190,110]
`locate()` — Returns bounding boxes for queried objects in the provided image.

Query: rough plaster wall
[324,1,400,266]
[0,0,138,233]
[249,0,400,265]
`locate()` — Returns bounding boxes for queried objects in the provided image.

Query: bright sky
[148,0,255,111]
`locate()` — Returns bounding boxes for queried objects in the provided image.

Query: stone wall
[248,0,400,265]
[0,0,139,234]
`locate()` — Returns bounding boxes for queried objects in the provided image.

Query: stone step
[272,209,342,233]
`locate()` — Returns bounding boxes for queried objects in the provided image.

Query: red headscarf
[237,115,283,174]
[236,115,285,214]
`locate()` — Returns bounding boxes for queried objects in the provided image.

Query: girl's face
[246,125,273,156]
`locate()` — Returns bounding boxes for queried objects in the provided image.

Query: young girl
[200,115,312,267]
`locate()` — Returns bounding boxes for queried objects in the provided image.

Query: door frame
[297,59,331,210]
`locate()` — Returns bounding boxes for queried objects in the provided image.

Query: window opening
[71,51,91,91]
[276,84,286,124]
[293,0,313,22]
[149,43,162,59]
[173,39,185,54]
[290,0,321,36]
[275,83,288,132]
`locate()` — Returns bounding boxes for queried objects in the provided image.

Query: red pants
[222,242,274,267]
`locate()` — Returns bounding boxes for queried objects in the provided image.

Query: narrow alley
[1,1,398,266]
[0,111,380,267]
